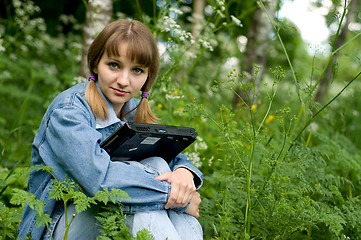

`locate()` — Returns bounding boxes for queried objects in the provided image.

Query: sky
[278,0,332,49]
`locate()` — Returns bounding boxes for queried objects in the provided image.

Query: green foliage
[10,166,152,239]
[0,201,22,240]
[1,0,361,239]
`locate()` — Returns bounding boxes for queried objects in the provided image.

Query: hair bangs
[105,32,153,68]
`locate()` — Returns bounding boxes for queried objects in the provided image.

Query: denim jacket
[17,82,203,240]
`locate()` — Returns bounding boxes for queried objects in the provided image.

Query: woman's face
[95,44,149,115]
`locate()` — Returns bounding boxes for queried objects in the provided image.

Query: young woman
[18,19,203,240]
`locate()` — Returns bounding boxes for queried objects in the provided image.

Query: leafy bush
[1,0,361,239]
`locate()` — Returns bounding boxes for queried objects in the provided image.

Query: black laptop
[100,122,198,162]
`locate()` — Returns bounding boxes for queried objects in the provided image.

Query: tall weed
[1,0,361,239]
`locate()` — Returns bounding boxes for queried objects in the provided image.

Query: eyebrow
[106,57,148,68]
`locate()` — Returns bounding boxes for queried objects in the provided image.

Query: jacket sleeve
[169,154,203,190]
[40,105,171,208]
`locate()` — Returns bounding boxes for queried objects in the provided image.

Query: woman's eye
[108,62,118,69]
[133,68,144,74]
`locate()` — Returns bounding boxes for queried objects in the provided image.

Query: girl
[18,19,203,240]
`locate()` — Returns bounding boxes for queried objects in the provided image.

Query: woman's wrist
[174,167,194,180]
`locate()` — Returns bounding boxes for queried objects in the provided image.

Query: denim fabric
[17,82,203,240]
[127,210,203,240]
[126,157,203,239]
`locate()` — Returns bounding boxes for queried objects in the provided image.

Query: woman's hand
[185,191,201,218]
[155,167,198,211]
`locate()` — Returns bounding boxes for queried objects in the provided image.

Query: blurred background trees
[1,0,361,238]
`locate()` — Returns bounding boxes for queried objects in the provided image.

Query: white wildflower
[199,39,214,51]
[165,94,183,100]
[185,152,202,168]
[75,54,82,63]
[89,0,109,8]
[174,107,185,116]
[19,44,28,52]
[184,51,196,60]
[204,5,213,16]
[169,7,183,15]
[231,15,243,27]
[0,39,5,52]
[9,53,17,60]
[59,14,77,25]
[194,136,208,151]
[180,6,192,14]
[208,156,214,167]
[201,116,207,123]
[308,122,319,132]
[74,76,87,84]
[13,0,21,8]
[45,64,58,76]
[0,71,12,79]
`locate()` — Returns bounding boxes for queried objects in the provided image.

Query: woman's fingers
[184,192,201,218]
[156,168,197,209]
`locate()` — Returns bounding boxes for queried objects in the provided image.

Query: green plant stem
[257,86,277,134]
[258,0,302,103]
[203,109,247,172]
[135,0,143,18]
[293,71,361,144]
[311,30,361,95]
[244,143,255,237]
[311,0,350,94]
[282,103,304,155]
[64,214,76,240]
[231,76,278,237]
[288,0,361,150]
[46,224,54,240]
[63,200,69,240]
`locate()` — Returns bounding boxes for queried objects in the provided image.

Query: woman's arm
[41,106,171,207]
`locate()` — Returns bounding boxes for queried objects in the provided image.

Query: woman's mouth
[112,88,128,96]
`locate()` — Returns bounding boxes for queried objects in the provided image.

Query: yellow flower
[157,103,163,109]
[174,90,178,94]
[177,106,183,111]
[245,144,251,149]
[251,105,257,110]
[265,115,275,124]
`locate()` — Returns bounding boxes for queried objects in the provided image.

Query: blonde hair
[85,19,159,123]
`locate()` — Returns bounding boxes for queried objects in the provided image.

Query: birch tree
[192,0,206,37]
[233,0,278,108]
[80,0,113,77]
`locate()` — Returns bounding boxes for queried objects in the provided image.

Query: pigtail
[133,97,159,124]
[85,80,108,120]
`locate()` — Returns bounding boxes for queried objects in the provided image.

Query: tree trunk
[192,0,206,37]
[314,0,358,103]
[233,0,277,108]
[80,0,113,78]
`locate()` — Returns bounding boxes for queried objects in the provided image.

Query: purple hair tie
[88,76,96,82]
[141,91,150,99]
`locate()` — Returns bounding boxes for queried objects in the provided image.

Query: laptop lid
[100,122,198,162]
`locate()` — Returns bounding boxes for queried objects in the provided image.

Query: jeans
[44,157,203,240]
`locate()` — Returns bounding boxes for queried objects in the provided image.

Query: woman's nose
[117,70,130,86]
